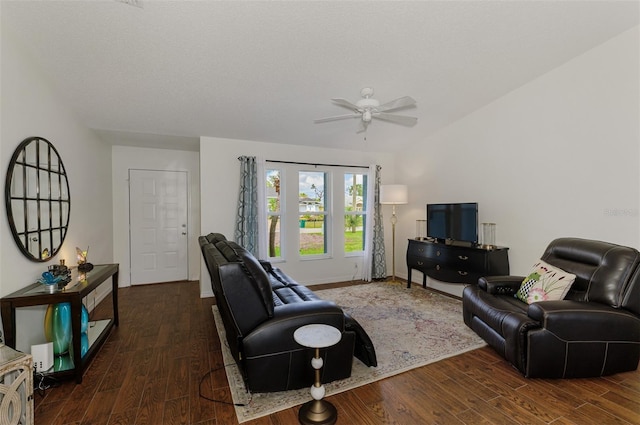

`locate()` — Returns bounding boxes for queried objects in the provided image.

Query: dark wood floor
[34,280,640,425]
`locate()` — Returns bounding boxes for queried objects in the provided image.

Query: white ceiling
[2,1,638,152]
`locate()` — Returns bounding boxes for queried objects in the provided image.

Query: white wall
[396,27,640,296]
[1,27,114,352]
[199,137,396,297]
[111,145,200,286]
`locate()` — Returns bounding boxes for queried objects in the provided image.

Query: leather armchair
[463,238,640,378]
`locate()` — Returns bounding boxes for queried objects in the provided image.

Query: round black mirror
[5,137,71,262]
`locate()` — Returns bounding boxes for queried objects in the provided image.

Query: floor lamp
[380,184,408,283]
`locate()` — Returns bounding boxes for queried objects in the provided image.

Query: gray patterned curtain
[235,156,258,254]
[371,165,387,279]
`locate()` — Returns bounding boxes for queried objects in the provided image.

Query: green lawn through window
[297,230,363,255]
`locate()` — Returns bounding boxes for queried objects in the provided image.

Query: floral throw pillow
[515,260,576,304]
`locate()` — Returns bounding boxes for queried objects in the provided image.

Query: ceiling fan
[314,87,417,133]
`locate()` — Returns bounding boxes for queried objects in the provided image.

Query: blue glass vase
[53,354,74,372]
[81,304,89,333]
[44,303,72,355]
[69,332,89,364]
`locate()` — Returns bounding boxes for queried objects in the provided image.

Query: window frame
[298,170,331,260]
[263,163,370,263]
[344,172,368,257]
[266,168,284,261]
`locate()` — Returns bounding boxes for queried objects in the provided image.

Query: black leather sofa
[199,233,376,392]
[463,238,640,378]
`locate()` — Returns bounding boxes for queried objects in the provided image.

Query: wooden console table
[0,264,119,383]
[406,240,509,288]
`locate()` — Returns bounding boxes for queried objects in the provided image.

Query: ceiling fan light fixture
[314,87,417,133]
[356,98,380,109]
[360,87,375,98]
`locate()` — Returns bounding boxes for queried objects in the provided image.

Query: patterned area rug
[212,281,486,423]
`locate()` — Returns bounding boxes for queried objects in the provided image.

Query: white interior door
[129,169,188,285]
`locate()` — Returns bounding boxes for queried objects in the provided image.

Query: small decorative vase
[44,303,72,355]
[39,271,64,293]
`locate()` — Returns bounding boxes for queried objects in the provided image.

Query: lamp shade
[380,184,408,205]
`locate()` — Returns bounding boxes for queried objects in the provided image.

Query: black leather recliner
[463,238,640,378]
[199,233,377,392]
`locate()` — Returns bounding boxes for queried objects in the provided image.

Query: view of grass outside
[299,171,327,256]
[269,221,364,256]
[344,173,366,253]
[345,230,364,252]
[267,169,368,258]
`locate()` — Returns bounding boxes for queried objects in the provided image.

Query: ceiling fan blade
[373,112,418,126]
[314,113,361,123]
[377,96,416,112]
[331,98,361,111]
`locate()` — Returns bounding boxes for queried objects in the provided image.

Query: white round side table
[293,324,342,425]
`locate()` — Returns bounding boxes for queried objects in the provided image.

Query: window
[266,169,282,258]
[299,171,328,256]
[344,173,367,253]
[264,163,369,262]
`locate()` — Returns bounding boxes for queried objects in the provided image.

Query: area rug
[212,281,486,423]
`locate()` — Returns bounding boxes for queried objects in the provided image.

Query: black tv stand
[443,239,475,248]
[406,239,509,288]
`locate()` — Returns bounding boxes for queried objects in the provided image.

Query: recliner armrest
[528,300,640,342]
[478,275,525,295]
[243,300,346,356]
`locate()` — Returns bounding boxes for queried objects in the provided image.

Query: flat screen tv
[427,203,478,244]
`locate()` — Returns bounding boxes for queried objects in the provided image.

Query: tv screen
[427,203,478,243]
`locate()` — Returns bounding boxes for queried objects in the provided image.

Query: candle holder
[481,223,496,249]
[416,220,427,240]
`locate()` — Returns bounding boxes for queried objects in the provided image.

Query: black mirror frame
[5,136,71,262]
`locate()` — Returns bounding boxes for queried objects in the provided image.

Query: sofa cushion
[215,240,241,262]
[515,260,576,304]
[206,233,227,244]
[267,267,321,306]
[227,242,275,318]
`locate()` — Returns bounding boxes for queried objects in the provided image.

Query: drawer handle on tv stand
[458,255,468,260]
[458,271,468,276]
